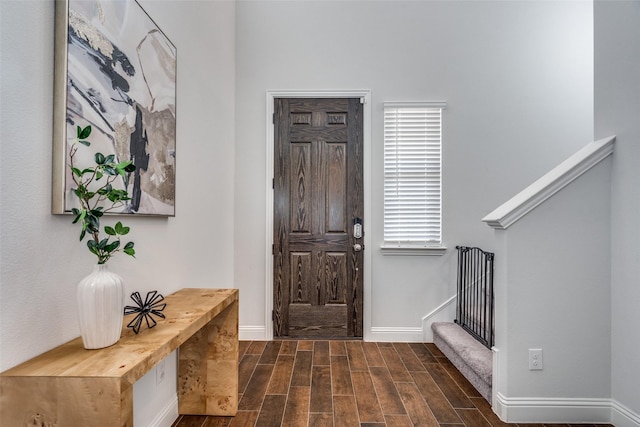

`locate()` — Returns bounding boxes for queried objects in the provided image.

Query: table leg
[178,300,238,415]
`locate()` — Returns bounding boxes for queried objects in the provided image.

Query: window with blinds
[383,102,445,252]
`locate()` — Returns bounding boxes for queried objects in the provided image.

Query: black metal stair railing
[455,246,495,349]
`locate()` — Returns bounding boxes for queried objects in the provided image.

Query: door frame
[265,90,372,341]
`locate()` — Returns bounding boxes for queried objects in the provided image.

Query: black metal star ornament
[124,291,167,334]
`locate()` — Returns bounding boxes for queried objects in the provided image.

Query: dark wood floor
[173,340,612,427]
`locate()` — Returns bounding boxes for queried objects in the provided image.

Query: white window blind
[383,103,444,248]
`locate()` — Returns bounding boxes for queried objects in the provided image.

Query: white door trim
[265,90,372,340]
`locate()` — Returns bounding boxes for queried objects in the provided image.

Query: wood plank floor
[172,340,613,427]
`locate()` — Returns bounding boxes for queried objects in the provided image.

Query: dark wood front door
[273,98,364,338]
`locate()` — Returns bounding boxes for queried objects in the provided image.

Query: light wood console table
[0,288,238,427]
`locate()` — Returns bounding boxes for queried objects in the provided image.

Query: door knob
[353,244,363,252]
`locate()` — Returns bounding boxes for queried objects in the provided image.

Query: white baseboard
[369,327,424,342]
[611,399,640,427]
[149,394,179,427]
[240,325,267,340]
[494,393,640,425]
[494,393,622,424]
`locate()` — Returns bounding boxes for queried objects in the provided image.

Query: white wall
[234,0,594,338]
[594,1,640,424]
[0,0,236,422]
[492,158,612,422]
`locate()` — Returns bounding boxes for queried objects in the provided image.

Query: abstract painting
[52,0,176,216]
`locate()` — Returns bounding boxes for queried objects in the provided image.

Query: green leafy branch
[69,125,137,264]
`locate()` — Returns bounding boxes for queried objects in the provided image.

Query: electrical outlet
[156,359,166,385]
[529,348,543,370]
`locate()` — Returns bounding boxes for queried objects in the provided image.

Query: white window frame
[381,101,446,256]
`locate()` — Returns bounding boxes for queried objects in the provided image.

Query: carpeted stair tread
[431,322,492,402]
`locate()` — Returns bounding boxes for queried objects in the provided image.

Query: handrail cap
[482,136,616,230]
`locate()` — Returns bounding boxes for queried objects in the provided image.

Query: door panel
[327,143,347,233]
[274,98,363,338]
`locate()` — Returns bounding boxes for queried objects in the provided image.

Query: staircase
[431,245,494,402]
[427,137,616,420]
[432,322,492,402]
[428,137,615,414]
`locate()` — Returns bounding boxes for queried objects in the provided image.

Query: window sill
[380,245,447,256]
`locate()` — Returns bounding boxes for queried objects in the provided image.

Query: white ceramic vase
[77,264,125,349]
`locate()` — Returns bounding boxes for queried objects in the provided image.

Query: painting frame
[52,0,176,216]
